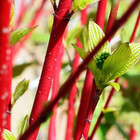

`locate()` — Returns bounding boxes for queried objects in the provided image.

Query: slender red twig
[106,0,120,40]
[66,7,89,140]
[74,69,93,140]
[96,0,107,29]
[15,0,26,28]
[81,81,102,140]
[129,125,137,140]
[88,78,119,140]
[28,0,48,27]
[19,1,139,139]
[65,40,82,140]
[129,12,140,43]
[0,0,12,138]
[28,0,73,139]
[48,44,64,140]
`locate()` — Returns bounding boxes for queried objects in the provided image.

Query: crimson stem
[48,44,64,140]
[0,0,12,138]
[28,0,73,139]
[66,7,89,140]
[19,1,139,139]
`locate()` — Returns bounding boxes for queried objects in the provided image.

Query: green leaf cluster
[73,21,140,91]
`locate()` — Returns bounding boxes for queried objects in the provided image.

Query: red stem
[0,0,12,138]
[19,1,139,139]
[96,0,107,29]
[66,7,89,140]
[16,0,26,28]
[48,44,64,140]
[28,0,72,139]
[105,0,120,40]
[65,40,82,140]
[74,69,93,140]
[88,78,119,140]
[129,12,140,43]
[28,0,48,27]
[129,125,137,140]
[81,82,102,140]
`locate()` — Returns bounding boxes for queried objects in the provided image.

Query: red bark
[96,0,107,29]
[19,1,139,139]
[0,0,12,138]
[66,7,89,140]
[29,0,72,139]
[129,12,140,43]
[48,44,64,140]
[129,125,137,140]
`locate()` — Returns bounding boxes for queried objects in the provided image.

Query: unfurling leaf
[3,129,16,140]
[89,21,111,57]
[10,26,37,45]
[73,0,99,11]
[12,79,29,106]
[106,82,120,92]
[101,107,117,114]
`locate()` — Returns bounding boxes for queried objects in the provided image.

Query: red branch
[28,0,48,27]
[48,44,64,140]
[16,0,26,28]
[105,0,120,40]
[0,0,12,138]
[96,0,107,29]
[130,12,140,43]
[81,82,102,139]
[129,125,137,140]
[88,78,119,140]
[66,7,89,140]
[28,0,73,139]
[19,1,139,139]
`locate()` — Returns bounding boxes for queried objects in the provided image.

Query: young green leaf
[3,129,16,140]
[10,26,37,45]
[65,24,82,47]
[101,107,117,114]
[73,0,99,11]
[110,43,140,80]
[73,44,102,83]
[18,115,29,137]
[106,82,120,92]
[88,21,111,57]
[102,42,131,81]
[12,79,29,106]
